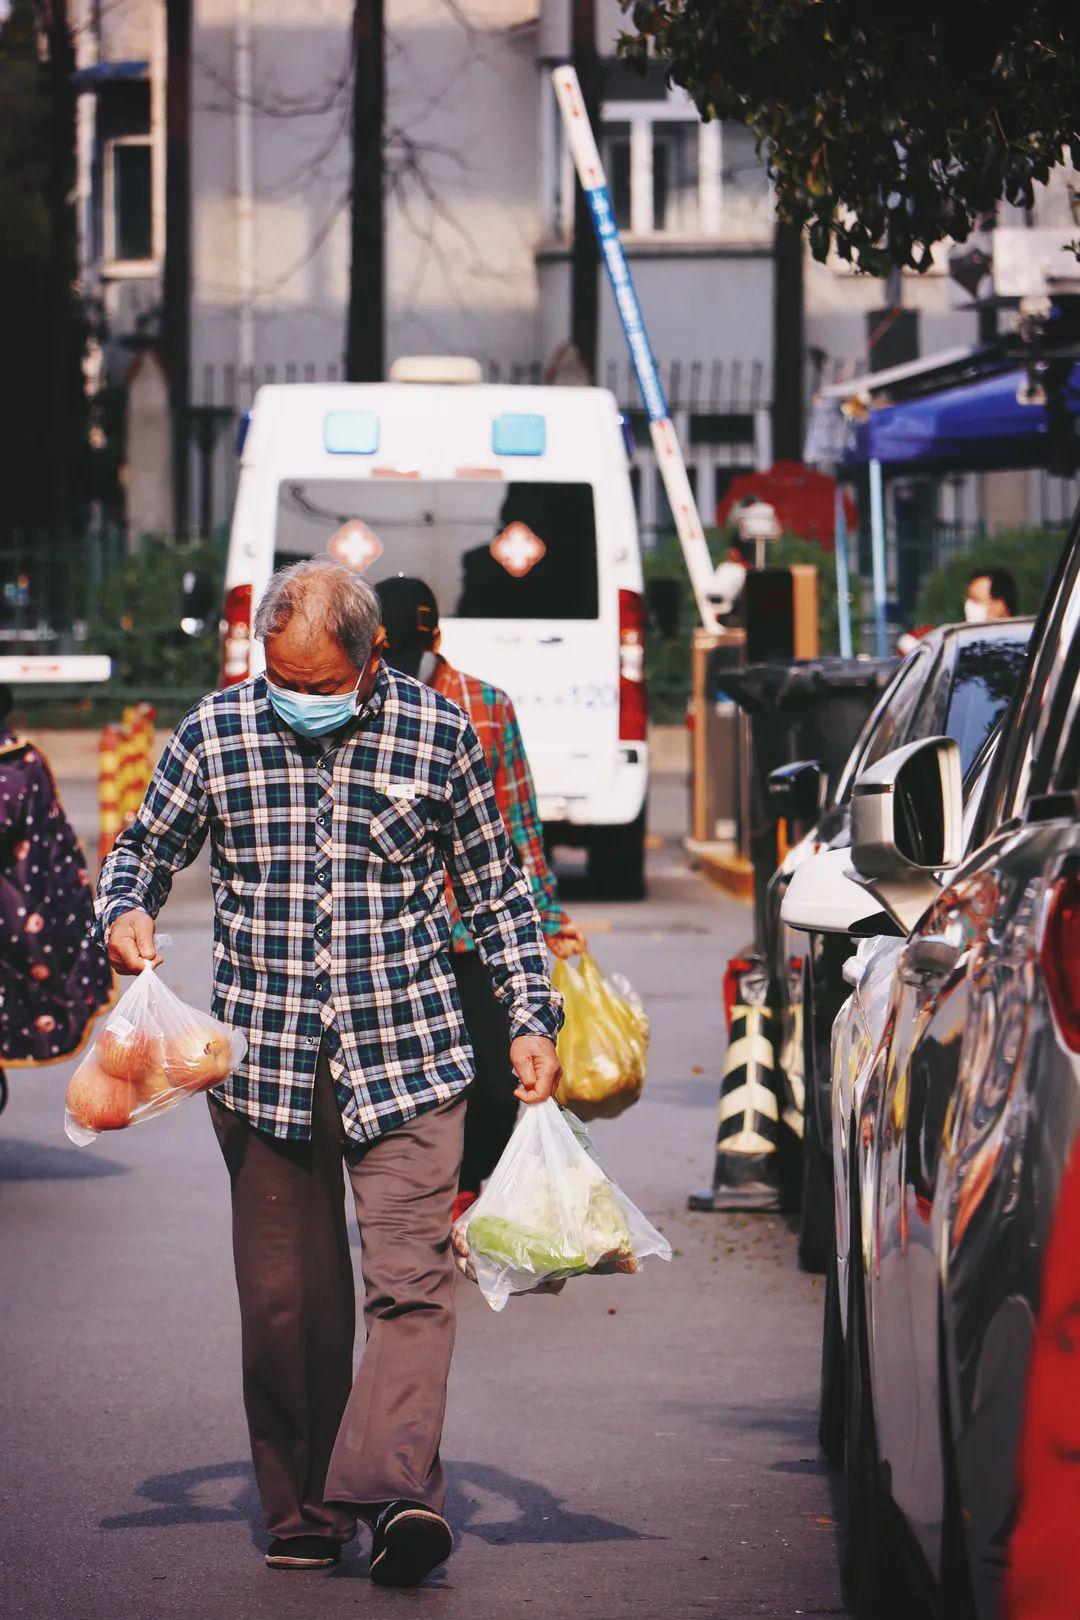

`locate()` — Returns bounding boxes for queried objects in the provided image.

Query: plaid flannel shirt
[95,666,562,1144]
[429,657,566,954]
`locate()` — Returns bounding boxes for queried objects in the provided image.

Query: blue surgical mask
[266,676,362,738]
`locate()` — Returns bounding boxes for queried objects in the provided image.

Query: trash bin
[716,656,897,946]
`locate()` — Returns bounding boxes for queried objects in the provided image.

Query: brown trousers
[209,1051,465,1543]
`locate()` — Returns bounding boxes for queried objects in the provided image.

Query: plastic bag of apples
[64,960,247,1145]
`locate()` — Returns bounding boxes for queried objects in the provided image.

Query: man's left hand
[510,1035,562,1105]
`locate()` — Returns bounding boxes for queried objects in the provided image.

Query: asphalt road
[1,766,847,1620]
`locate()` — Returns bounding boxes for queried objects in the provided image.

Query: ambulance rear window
[273,479,599,619]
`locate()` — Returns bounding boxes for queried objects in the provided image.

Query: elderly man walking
[96,559,563,1587]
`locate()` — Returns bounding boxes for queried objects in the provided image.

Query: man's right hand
[107,909,163,974]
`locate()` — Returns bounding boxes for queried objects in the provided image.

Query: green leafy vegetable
[467,1215,589,1277]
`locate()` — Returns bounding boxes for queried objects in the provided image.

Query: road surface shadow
[99,1459,265,1547]
[0,1138,128,1182]
[446,1460,660,1546]
[98,1457,659,1566]
[322,1459,657,1583]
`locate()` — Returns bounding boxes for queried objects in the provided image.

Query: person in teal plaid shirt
[377,577,586,1220]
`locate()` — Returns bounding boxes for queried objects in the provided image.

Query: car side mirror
[768,759,825,825]
[780,847,890,936]
[644,577,681,639]
[850,736,963,932]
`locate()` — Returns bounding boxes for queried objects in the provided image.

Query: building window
[652,121,700,234]
[549,62,772,243]
[600,121,632,231]
[689,413,756,447]
[105,136,153,264]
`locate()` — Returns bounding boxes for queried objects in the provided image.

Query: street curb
[684,839,754,903]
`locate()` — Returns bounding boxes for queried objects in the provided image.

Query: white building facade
[79,0,1076,546]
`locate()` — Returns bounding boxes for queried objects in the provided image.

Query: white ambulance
[217,359,649,897]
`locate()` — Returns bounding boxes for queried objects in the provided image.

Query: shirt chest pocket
[368,785,430,864]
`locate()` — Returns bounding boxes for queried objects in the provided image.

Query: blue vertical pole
[551,64,719,631]
[868,458,889,658]
[834,481,853,659]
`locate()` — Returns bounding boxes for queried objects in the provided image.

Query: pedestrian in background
[96,560,562,1588]
[898,564,1020,654]
[377,576,585,1222]
[965,567,1018,622]
[0,684,113,1106]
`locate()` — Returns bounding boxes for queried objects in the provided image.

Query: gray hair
[253,557,382,668]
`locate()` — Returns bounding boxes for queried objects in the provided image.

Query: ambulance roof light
[492,413,546,456]
[388,356,482,385]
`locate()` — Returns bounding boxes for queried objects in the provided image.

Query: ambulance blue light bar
[492,413,546,456]
[324,411,380,454]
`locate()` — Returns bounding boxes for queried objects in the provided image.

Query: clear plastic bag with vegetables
[552,952,650,1120]
[64,959,247,1145]
[452,1098,671,1311]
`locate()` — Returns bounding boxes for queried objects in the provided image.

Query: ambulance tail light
[619,589,647,742]
[220,584,253,687]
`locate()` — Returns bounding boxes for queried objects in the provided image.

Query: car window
[274,479,601,620]
[1048,625,1080,793]
[961,732,998,849]
[972,529,1079,840]
[941,632,1032,775]
[834,647,933,804]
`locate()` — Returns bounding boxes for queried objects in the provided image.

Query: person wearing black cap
[377,576,586,1221]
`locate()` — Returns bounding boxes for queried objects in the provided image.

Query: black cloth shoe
[265,1535,341,1569]
[369,1501,453,1588]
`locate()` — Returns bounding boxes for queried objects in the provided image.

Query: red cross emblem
[490,522,547,579]
[327,519,384,572]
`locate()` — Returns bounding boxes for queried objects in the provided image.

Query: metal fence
[0,528,224,722]
[0,525,126,657]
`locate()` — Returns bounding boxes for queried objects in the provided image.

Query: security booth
[687,512,821,855]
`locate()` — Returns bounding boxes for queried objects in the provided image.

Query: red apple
[163,1024,233,1089]
[66,1058,137,1132]
[97,1024,162,1084]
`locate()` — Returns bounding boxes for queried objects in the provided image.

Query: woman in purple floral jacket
[0,687,112,1106]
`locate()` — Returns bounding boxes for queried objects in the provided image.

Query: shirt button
[306,1036,316,1046]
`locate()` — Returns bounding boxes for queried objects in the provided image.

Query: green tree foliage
[84,537,224,706]
[619,2,1080,273]
[0,0,90,526]
[915,526,1067,626]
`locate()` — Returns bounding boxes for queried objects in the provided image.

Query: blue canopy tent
[835,364,1080,653]
[846,364,1080,472]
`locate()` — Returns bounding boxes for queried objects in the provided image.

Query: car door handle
[901,937,961,983]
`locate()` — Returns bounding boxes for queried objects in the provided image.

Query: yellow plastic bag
[552,952,650,1121]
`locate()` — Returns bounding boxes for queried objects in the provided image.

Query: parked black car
[782,520,1080,1619]
[768,619,1033,1271]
